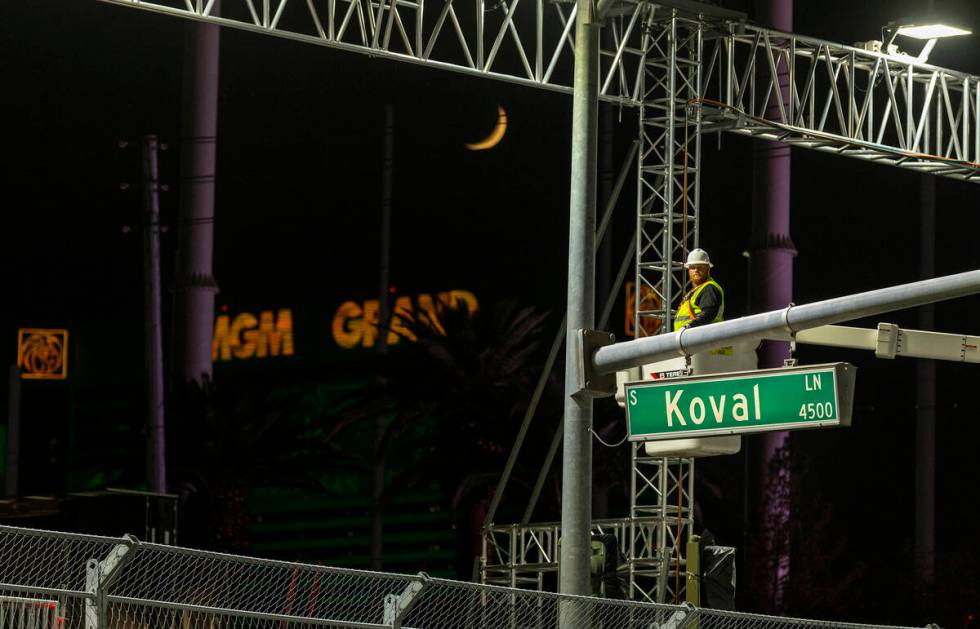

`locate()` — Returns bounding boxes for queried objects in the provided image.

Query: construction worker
[673,248,725,331]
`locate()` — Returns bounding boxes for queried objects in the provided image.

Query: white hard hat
[684,248,713,268]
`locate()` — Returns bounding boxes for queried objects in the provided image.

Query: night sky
[3,0,980,624]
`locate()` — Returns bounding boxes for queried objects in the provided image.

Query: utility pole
[748,0,794,612]
[174,2,221,387]
[371,104,395,571]
[142,135,167,495]
[558,0,599,601]
[5,366,21,496]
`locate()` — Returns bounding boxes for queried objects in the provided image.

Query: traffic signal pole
[558,0,600,601]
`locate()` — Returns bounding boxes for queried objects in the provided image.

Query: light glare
[895,24,971,39]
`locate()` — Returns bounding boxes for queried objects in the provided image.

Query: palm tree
[324,296,557,577]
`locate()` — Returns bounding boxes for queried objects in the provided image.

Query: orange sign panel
[624,281,663,338]
[17,328,69,380]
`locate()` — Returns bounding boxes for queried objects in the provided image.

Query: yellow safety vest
[673,279,725,332]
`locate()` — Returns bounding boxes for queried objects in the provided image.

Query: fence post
[686,535,701,606]
[383,573,430,629]
[84,536,138,629]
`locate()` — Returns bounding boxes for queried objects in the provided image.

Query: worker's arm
[687,284,721,328]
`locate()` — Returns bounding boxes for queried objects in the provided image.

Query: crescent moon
[466,106,508,151]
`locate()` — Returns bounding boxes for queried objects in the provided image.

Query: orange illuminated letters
[331,290,478,349]
[212,309,295,362]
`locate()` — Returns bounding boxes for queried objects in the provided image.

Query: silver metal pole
[559,0,599,599]
[594,269,980,374]
[5,366,21,497]
[142,135,167,495]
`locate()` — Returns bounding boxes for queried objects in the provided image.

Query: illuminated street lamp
[882,18,972,62]
[893,23,971,39]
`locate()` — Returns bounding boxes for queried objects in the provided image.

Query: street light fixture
[881,18,972,63]
[894,23,971,39]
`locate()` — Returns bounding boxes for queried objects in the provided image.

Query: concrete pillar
[174,4,221,386]
[748,0,794,612]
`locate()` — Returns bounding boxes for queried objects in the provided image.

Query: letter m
[256,309,295,358]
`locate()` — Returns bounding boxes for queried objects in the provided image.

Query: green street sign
[626,363,856,441]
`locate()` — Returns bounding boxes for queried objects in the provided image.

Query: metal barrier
[0,524,928,629]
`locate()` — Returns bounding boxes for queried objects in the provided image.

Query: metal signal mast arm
[768,323,980,363]
[591,269,980,377]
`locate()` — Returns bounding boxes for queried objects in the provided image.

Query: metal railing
[0,524,929,629]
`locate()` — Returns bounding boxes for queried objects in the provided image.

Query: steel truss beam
[481,517,657,592]
[631,14,699,606]
[100,0,651,104]
[701,24,980,181]
[634,10,703,339]
[102,0,980,184]
[629,446,693,604]
[481,451,694,604]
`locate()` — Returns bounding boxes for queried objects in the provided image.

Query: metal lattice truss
[102,0,980,346]
[478,452,694,604]
[482,521,560,590]
[481,179,698,611]
[700,24,980,181]
[635,10,704,337]
[630,446,694,604]
[480,517,657,592]
[100,0,655,104]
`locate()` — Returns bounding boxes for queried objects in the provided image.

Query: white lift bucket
[616,340,758,457]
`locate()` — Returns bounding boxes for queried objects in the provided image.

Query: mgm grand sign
[211,290,478,362]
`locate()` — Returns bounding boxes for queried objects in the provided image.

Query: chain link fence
[0,524,930,629]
